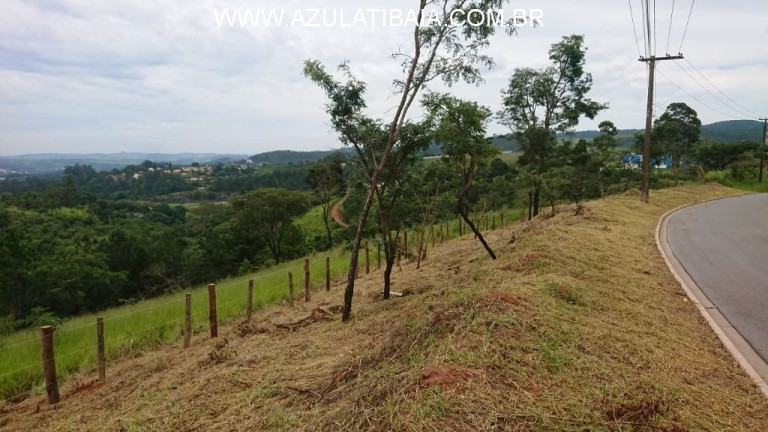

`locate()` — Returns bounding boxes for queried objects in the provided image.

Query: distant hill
[0,152,248,174]
[248,150,346,164]
[557,120,764,147]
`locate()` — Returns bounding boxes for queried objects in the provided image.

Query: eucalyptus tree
[423,93,499,259]
[303,0,515,321]
[498,35,606,216]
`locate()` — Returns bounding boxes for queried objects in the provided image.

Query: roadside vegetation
[2,185,766,431]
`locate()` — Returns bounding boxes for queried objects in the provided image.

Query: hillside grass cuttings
[2,184,767,431]
[0,248,356,400]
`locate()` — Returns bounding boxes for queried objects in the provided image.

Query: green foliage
[693,141,759,171]
[232,188,311,264]
[653,103,702,169]
[726,152,760,180]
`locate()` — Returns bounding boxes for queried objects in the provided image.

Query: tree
[423,93,499,259]
[653,102,701,171]
[304,0,514,321]
[499,35,606,216]
[231,189,311,264]
[305,154,346,248]
[371,122,431,299]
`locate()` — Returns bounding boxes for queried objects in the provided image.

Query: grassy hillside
[0,248,358,400]
[2,184,767,431]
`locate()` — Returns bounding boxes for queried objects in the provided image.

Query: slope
[1,184,766,431]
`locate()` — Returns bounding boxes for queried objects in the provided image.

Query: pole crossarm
[639,54,684,62]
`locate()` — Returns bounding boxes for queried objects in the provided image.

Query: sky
[1,0,766,156]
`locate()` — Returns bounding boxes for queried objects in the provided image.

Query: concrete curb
[656,193,768,397]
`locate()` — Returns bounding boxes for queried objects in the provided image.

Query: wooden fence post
[184,293,191,348]
[97,317,105,382]
[208,283,218,338]
[430,225,435,248]
[403,231,408,257]
[40,326,60,404]
[247,279,254,320]
[365,242,370,274]
[325,257,331,291]
[288,272,294,307]
[304,259,310,302]
[528,192,533,221]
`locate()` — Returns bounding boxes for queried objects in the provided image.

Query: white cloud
[0,0,766,155]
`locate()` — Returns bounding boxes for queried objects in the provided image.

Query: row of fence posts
[37,211,512,405]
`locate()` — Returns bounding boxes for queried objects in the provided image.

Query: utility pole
[639,54,683,203]
[759,118,767,183]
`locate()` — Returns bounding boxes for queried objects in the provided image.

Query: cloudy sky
[1,0,766,156]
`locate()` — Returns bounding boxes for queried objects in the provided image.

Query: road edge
[656,192,768,397]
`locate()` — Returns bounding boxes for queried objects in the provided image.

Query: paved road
[666,194,768,362]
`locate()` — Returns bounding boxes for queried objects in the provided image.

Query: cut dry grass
[1,184,766,431]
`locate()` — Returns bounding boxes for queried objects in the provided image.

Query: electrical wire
[656,65,742,120]
[679,0,695,53]
[672,61,754,119]
[628,0,643,58]
[640,0,646,55]
[653,0,657,56]
[684,58,764,119]
[666,0,675,54]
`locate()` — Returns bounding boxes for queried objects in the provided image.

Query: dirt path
[330,199,348,227]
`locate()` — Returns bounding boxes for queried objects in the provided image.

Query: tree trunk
[459,208,496,260]
[342,182,376,321]
[533,188,540,217]
[322,204,332,247]
[383,254,395,300]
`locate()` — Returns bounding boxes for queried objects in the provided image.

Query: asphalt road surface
[666,193,768,362]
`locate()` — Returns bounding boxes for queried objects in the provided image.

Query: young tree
[423,93,499,259]
[498,35,606,216]
[304,0,514,321]
[305,154,345,248]
[231,189,311,264]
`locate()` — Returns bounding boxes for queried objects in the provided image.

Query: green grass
[0,247,357,400]
[0,204,526,400]
[423,151,523,166]
[720,177,768,193]
[296,202,338,241]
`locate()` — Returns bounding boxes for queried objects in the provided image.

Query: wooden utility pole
[759,118,767,183]
[639,54,683,202]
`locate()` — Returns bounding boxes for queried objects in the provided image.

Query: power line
[653,0,657,56]
[656,65,742,120]
[672,61,755,119]
[679,0,695,53]
[628,0,643,58]
[644,0,653,56]
[684,58,764,118]
[666,0,675,55]
[640,0,650,57]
